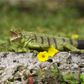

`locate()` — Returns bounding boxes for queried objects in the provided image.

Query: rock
[0,52,84,83]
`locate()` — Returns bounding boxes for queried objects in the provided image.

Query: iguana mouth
[10,35,21,41]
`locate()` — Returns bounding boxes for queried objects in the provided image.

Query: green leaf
[80,74,84,82]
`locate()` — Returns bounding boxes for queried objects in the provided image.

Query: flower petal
[48,45,59,57]
[37,51,49,62]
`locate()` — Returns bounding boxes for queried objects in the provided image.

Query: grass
[0,5,84,42]
[0,4,84,83]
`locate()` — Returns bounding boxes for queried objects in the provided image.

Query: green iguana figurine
[7,30,84,53]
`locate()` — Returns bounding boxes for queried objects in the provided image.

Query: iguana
[7,30,84,53]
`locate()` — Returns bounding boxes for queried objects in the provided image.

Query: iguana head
[10,30,33,42]
[10,29,22,41]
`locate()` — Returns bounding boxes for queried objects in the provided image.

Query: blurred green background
[0,0,84,41]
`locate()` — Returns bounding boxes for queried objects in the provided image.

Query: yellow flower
[48,45,59,57]
[37,51,49,62]
[71,34,79,40]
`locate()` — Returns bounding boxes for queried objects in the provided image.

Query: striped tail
[77,40,84,49]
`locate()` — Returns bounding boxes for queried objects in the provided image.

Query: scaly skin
[9,30,84,53]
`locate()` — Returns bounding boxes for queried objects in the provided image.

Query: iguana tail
[77,40,84,49]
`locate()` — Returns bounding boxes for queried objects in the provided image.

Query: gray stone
[0,52,84,83]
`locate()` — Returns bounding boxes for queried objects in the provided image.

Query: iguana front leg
[28,42,49,51]
[63,42,84,53]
